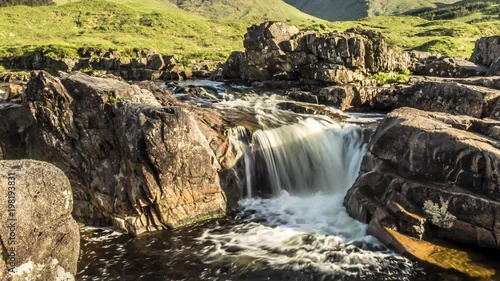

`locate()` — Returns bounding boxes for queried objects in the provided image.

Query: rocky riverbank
[0,20,499,280]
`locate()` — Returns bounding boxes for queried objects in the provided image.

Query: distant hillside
[283,0,460,21]
[406,0,500,23]
[0,0,317,65]
[0,0,499,67]
[165,0,319,21]
[0,0,54,6]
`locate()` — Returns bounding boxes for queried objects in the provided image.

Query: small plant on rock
[423,197,456,229]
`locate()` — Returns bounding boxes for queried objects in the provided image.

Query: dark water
[76,197,478,281]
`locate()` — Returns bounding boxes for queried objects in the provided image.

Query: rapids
[77,81,466,281]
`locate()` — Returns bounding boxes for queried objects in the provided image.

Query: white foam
[199,193,411,278]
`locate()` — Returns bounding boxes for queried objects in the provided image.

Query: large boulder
[0,71,238,235]
[223,22,412,83]
[0,160,79,281]
[470,36,500,67]
[345,108,500,250]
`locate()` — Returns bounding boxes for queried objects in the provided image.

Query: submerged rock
[345,107,500,251]
[0,71,238,235]
[0,160,79,281]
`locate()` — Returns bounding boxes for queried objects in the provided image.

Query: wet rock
[0,160,79,281]
[222,51,248,80]
[286,90,318,104]
[0,71,237,235]
[276,101,347,120]
[345,107,500,250]
[470,36,500,67]
[311,81,500,119]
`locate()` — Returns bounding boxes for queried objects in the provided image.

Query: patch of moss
[371,69,411,85]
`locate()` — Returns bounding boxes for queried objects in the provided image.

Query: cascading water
[78,82,443,281]
[198,92,418,280]
[234,119,369,196]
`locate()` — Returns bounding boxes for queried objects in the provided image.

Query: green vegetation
[0,0,316,65]
[108,96,127,104]
[0,0,54,7]
[282,0,460,21]
[371,70,411,85]
[164,0,318,21]
[0,0,499,67]
[406,0,500,23]
[320,16,500,57]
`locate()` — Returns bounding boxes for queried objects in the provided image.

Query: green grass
[318,16,500,57]
[0,0,317,65]
[371,70,411,85]
[0,0,499,67]
[368,0,460,16]
[406,0,500,23]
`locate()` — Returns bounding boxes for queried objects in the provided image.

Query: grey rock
[0,160,79,281]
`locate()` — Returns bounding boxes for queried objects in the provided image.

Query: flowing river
[76,81,470,281]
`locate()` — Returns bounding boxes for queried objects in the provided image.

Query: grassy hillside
[406,0,500,23]
[368,0,460,16]
[320,16,500,57]
[0,0,54,7]
[282,0,368,21]
[0,0,317,64]
[0,0,499,67]
[283,0,460,21]
[165,0,319,21]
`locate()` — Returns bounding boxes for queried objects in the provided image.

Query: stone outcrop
[0,71,238,235]
[3,49,191,81]
[344,107,500,250]
[0,160,79,281]
[413,56,488,78]
[288,80,500,120]
[470,36,500,67]
[222,22,412,83]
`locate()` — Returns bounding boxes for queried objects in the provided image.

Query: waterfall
[231,118,370,197]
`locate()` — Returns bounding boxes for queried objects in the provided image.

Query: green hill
[165,0,319,21]
[283,0,460,21]
[0,0,499,68]
[0,0,317,64]
[0,0,54,7]
[406,0,500,23]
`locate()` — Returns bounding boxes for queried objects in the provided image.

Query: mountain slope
[284,0,460,21]
[165,0,320,21]
[1,0,499,66]
[406,0,500,23]
[0,0,317,64]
